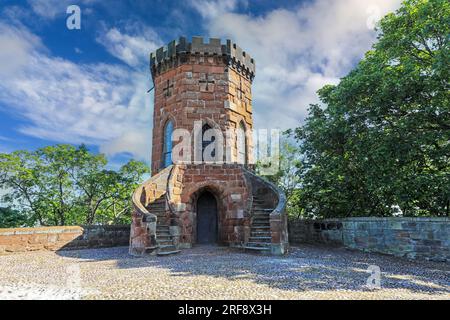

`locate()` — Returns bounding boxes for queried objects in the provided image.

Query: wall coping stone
[342,217,449,222]
[0,226,83,235]
[0,225,130,236]
[290,217,449,222]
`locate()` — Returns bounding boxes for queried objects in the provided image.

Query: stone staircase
[240,167,288,255]
[243,192,275,253]
[131,165,288,256]
[146,197,180,256]
[130,165,181,256]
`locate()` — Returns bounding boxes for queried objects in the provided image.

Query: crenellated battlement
[150,36,256,82]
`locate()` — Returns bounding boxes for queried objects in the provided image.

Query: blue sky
[0,0,402,167]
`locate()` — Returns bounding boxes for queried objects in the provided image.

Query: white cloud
[27,0,98,19]
[189,0,245,19]
[96,26,161,67]
[0,0,404,164]
[192,0,402,129]
[0,23,43,76]
[0,22,153,161]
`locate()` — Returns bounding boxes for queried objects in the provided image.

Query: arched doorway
[196,191,218,244]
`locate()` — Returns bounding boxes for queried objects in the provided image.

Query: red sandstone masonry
[151,54,253,174]
[130,38,287,255]
[172,164,251,246]
[0,225,130,254]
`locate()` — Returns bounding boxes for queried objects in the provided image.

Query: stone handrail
[130,165,176,255]
[165,164,178,217]
[242,167,287,216]
[132,166,173,219]
[131,179,156,223]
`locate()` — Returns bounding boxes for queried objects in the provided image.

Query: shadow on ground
[56,244,450,295]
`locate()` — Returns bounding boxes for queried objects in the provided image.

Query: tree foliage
[256,131,304,217]
[292,0,449,218]
[0,207,29,228]
[0,144,149,227]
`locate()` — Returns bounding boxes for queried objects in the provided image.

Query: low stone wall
[0,225,130,254]
[289,217,449,263]
[289,219,344,246]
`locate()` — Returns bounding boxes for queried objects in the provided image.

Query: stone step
[157,250,181,256]
[157,240,173,245]
[253,211,272,215]
[252,219,270,223]
[253,194,267,199]
[150,203,166,207]
[253,213,270,217]
[249,236,272,242]
[251,226,271,230]
[157,233,171,238]
[251,235,271,239]
[253,216,270,221]
[252,222,270,226]
[152,200,165,205]
[250,236,272,240]
[157,233,172,238]
[158,244,179,253]
[252,208,274,211]
[252,207,273,215]
[252,202,266,206]
[243,246,270,251]
[150,207,165,210]
[157,225,170,229]
[246,242,271,248]
[252,223,271,227]
[251,231,271,235]
[253,195,269,200]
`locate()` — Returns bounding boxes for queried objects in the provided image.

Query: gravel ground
[0,245,449,300]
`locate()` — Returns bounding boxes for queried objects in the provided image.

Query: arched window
[237,122,247,164]
[202,124,215,162]
[162,120,174,168]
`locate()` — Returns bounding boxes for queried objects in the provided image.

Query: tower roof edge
[150,36,255,82]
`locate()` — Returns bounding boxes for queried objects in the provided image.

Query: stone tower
[130,37,288,256]
[150,36,255,173]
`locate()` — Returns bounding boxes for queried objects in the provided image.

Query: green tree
[257,131,303,217]
[35,145,80,225]
[0,207,30,228]
[0,150,49,225]
[96,160,149,224]
[294,0,449,218]
[0,144,149,226]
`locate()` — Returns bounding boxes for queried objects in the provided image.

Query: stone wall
[150,39,254,175]
[289,219,344,246]
[289,217,449,263]
[168,163,252,246]
[0,225,130,254]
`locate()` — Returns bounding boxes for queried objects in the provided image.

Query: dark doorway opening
[196,191,218,244]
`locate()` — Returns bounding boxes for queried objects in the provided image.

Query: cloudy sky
[0,0,402,166]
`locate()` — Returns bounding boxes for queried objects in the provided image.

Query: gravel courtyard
[0,245,449,300]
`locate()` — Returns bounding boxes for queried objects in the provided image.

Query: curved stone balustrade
[129,165,173,255]
[243,168,289,255]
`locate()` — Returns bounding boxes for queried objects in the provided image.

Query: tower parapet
[150,36,255,82]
